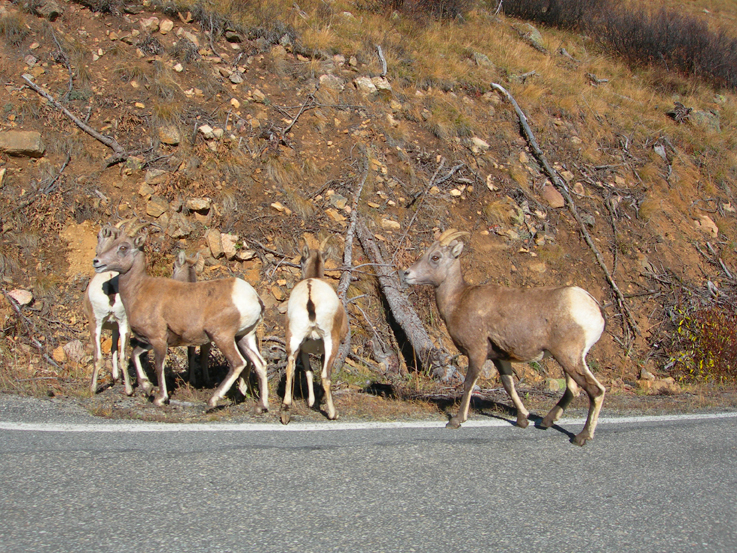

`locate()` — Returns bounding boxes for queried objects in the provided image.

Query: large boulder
[0,131,45,157]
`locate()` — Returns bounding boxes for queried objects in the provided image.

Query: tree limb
[491,82,640,337]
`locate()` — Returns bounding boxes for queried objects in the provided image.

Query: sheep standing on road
[402,229,606,446]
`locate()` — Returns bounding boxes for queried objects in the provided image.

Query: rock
[517,23,545,51]
[638,377,680,395]
[146,196,169,218]
[694,215,719,237]
[52,345,66,363]
[229,72,244,85]
[640,367,656,381]
[205,228,223,258]
[541,184,565,208]
[145,168,168,185]
[235,249,256,261]
[251,89,267,103]
[140,16,160,33]
[329,194,348,209]
[0,167,5,187]
[271,285,286,302]
[198,124,215,139]
[186,198,211,211]
[138,182,154,199]
[0,130,45,158]
[34,0,63,21]
[159,19,174,34]
[271,202,292,215]
[158,125,181,145]
[8,289,33,306]
[221,233,239,260]
[62,340,85,364]
[166,213,193,238]
[320,74,345,91]
[470,136,490,152]
[381,219,401,231]
[125,156,145,171]
[354,76,377,95]
[224,30,243,43]
[560,170,575,183]
[691,110,720,133]
[546,378,566,392]
[371,76,392,91]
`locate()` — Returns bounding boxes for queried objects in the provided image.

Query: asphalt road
[1,394,736,552]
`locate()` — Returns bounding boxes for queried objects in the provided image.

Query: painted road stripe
[1,411,736,433]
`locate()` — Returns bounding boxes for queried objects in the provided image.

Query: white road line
[1,411,736,433]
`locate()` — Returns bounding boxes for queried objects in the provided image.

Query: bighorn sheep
[280,246,349,424]
[129,251,211,392]
[92,221,269,410]
[402,229,606,446]
[84,225,133,395]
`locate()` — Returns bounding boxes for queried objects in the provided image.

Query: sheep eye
[431,254,440,262]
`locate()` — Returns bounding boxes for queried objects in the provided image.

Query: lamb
[280,246,349,424]
[83,225,133,395]
[402,229,606,446]
[92,221,269,410]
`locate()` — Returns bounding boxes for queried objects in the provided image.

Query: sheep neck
[116,250,149,311]
[434,260,468,323]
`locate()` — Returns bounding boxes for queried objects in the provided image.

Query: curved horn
[438,228,470,246]
[124,219,149,237]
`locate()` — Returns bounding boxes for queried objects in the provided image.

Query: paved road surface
[1,394,736,552]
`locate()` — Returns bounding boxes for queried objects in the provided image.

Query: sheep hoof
[446,418,462,429]
[572,432,591,446]
[254,404,268,415]
[539,416,555,429]
[280,410,291,425]
[327,412,339,421]
[207,397,219,409]
[153,396,168,407]
[517,415,529,428]
[140,382,154,394]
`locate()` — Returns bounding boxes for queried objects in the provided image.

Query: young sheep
[129,251,211,392]
[402,229,606,446]
[280,246,349,425]
[92,221,269,410]
[83,226,133,395]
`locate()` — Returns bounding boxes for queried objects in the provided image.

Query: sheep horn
[438,228,470,246]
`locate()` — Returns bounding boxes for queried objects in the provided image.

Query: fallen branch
[376,44,387,77]
[3,290,61,371]
[491,82,640,338]
[356,217,455,378]
[22,74,132,165]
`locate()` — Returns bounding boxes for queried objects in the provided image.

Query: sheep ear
[450,240,464,258]
[176,250,186,266]
[133,233,147,249]
[302,244,310,260]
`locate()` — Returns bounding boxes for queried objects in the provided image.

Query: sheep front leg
[496,360,529,428]
[447,353,484,429]
[151,342,170,407]
[89,322,103,394]
[117,324,134,397]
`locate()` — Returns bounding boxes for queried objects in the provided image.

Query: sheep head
[402,229,469,287]
[93,221,148,275]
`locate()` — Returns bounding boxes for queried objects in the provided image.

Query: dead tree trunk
[356,218,455,379]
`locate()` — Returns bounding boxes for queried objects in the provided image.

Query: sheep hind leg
[320,337,338,421]
[151,344,170,407]
[497,360,529,428]
[207,338,247,409]
[572,370,606,447]
[89,323,103,394]
[540,373,579,429]
[300,351,315,408]
[280,354,297,424]
[238,333,269,414]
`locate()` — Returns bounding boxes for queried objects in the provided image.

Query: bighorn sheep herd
[87,221,608,445]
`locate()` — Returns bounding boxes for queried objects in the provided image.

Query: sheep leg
[572,367,606,447]
[496,360,529,428]
[447,354,484,429]
[131,343,155,395]
[540,373,579,428]
[199,344,211,387]
[110,324,121,383]
[281,353,297,425]
[320,336,338,421]
[208,337,248,409]
[187,345,199,387]
[89,321,103,394]
[300,350,315,408]
[237,333,269,414]
[151,342,170,407]
[117,322,134,397]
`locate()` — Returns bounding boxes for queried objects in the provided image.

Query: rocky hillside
[0,0,735,415]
